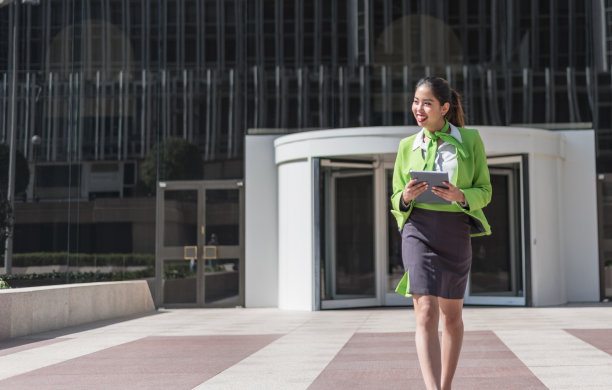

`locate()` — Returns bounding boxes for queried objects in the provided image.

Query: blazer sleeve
[391,141,409,213]
[461,132,492,211]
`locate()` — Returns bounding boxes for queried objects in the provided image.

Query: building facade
[245,125,598,309]
[0,0,610,306]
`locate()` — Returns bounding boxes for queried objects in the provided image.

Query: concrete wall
[0,281,155,340]
[560,130,600,302]
[277,159,314,310]
[529,152,566,305]
[244,135,279,307]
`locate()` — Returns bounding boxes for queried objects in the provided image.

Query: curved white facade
[245,126,599,310]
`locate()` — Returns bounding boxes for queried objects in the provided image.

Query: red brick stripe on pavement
[0,338,71,357]
[0,335,280,390]
[565,329,612,356]
[308,331,547,390]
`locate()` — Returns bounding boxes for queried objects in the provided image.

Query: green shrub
[0,278,10,289]
[0,268,154,287]
[11,252,154,267]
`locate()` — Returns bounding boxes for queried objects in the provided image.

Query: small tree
[140,137,204,191]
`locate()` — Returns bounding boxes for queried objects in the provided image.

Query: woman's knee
[440,313,463,332]
[414,295,439,329]
[438,299,464,331]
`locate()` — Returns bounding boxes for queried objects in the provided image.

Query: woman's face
[412,84,450,132]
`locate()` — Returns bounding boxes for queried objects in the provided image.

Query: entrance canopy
[245,126,599,310]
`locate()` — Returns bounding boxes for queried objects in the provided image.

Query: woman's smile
[415,113,427,123]
[412,84,449,132]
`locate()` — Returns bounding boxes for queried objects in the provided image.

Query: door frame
[317,154,530,309]
[319,159,381,309]
[381,155,529,307]
[154,179,244,308]
[463,155,528,306]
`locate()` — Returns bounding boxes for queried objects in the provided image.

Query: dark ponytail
[415,76,466,128]
[448,89,465,128]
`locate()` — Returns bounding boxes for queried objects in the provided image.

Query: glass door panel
[156,180,244,308]
[205,189,240,245]
[321,165,378,309]
[203,188,241,306]
[334,174,375,297]
[465,157,526,305]
[470,170,518,295]
[163,190,198,247]
[600,174,612,299]
[163,259,198,304]
[157,186,203,307]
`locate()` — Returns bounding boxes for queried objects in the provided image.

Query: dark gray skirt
[400,207,472,299]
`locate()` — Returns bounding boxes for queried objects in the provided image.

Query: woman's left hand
[431,181,466,204]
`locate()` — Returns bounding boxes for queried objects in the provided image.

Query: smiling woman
[391,76,492,389]
[412,77,465,130]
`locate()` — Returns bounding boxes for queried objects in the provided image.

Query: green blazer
[390,126,492,237]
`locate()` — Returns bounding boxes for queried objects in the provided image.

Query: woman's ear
[442,102,450,116]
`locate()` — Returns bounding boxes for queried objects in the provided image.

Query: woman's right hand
[402,178,428,204]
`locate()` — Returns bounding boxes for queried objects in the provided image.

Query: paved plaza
[1,304,612,389]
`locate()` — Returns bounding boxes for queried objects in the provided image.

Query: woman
[390,76,492,390]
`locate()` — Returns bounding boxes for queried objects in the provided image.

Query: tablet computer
[409,170,451,204]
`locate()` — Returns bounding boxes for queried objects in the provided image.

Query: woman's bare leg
[438,297,464,390]
[413,294,441,390]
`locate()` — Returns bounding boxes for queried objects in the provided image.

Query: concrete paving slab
[0,335,280,390]
[0,304,610,389]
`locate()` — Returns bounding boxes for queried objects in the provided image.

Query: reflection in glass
[0,0,600,298]
[205,189,239,246]
[163,259,197,305]
[203,189,240,305]
[470,166,523,296]
[331,173,375,298]
[163,190,198,247]
[204,258,239,305]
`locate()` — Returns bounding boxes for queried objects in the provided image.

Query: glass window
[320,165,375,301]
[0,0,606,297]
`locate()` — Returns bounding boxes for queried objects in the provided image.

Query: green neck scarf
[423,119,468,171]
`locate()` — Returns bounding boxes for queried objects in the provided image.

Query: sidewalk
[1,304,611,389]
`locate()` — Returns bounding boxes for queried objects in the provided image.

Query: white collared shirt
[411,123,463,182]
